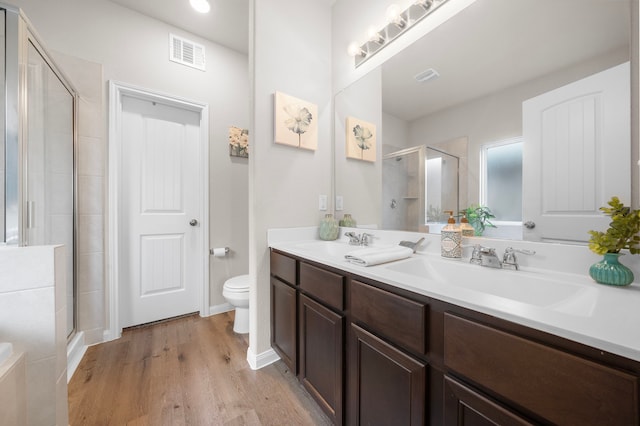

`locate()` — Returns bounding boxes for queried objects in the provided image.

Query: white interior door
[522,62,630,243]
[119,95,203,328]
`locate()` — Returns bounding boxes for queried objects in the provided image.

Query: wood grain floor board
[68,312,331,426]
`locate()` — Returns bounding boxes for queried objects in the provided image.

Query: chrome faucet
[470,245,502,268]
[470,244,535,270]
[502,247,536,270]
[344,232,375,246]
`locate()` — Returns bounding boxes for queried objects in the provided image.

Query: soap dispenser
[459,212,475,237]
[441,210,462,258]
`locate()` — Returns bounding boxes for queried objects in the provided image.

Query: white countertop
[268,227,640,362]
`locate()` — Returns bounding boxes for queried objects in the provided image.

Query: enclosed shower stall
[1,6,78,338]
[382,145,459,232]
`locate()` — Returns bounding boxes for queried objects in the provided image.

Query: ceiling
[108,0,249,54]
[381,0,630,121]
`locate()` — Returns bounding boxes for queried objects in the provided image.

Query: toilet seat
[223,274,249,292]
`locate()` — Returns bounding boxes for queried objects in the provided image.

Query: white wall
[382,112,409,155]
[249,0,333,364]
[8,0,250,341]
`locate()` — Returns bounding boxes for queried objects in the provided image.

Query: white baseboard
[209,302,234,316]
[67,331,87,383]
[247,346,280,370]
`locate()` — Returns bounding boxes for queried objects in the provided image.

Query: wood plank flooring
[68,312,332,425]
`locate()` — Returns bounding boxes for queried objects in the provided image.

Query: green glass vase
[319,214,339,241]
[339,213,357,227]
[589,253,634,286]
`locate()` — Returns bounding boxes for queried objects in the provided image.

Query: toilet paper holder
[210,247,230,256]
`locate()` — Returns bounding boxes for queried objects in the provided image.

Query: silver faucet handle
[344,232,361,245]
[502,247,535,270]
[361,232,375,246]
[470,244,484,264]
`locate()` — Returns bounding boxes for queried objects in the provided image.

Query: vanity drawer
[444,313,640,425]
[350,280,428,355]
[299,262,345,311]
[270,250,297,285]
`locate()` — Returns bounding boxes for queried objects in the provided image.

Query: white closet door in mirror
[522,62,630,243]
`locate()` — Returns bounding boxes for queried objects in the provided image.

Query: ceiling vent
[169,33,206,71]
[414,68,439,83]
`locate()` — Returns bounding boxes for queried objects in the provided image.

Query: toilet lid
[224,274,250,291]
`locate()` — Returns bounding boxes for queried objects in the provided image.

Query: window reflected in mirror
[481,139,523,223]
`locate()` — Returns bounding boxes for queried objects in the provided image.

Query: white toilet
[223,274,250,334]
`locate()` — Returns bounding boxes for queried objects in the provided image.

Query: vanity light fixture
[348,0,450,67]
[190,0,211,14]
[347,42,367,58]
[386,4,407,29]
[415,0,434,10]
[368,26,386,45]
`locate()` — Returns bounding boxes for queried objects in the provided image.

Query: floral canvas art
[229,126,249,158]
[274,91,318,150]
[346,116,376,162]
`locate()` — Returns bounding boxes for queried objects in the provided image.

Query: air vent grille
[414,68,439,83]
[169,33,205,71]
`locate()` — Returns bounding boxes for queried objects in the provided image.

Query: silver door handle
[524,221,535,229]
[189,219,198,226]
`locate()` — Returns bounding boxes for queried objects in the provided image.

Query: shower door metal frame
[3,5,80,338]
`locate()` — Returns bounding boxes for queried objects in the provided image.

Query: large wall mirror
[334,0,634,244]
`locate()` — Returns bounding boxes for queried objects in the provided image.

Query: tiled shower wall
[53,52,105,346]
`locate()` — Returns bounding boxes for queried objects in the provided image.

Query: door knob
[524,221,535,229]
[189,219,199,226]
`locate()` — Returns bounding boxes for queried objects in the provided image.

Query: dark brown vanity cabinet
[349,323,427,425]
[299,294,344,424]
[270,250,640,425]
[349,279,429,425]
[270,251,298,373]
[270,251,346,425]
[443,376,534,426]
[443,313,640,425]
[298,262,346,425]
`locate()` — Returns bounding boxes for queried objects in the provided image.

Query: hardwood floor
[68,312,332,425]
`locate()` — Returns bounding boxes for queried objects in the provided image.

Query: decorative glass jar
[319,214,339,241]
[339,214,357,227]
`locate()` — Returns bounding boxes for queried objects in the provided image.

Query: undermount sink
[290,240,394,259]
[383,256,597,315]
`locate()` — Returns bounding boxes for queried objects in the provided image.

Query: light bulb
[386,4,401,21]
[347,42,366,58]
[190,0,211,14]
[367,26,385,44]
[415,0,434,10]
[386,4,406,28]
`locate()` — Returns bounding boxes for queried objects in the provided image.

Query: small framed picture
[229,126,249,158]
[346,116,376,162]
[274,91,318,150]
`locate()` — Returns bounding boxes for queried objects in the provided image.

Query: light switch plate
[335,195,344,211]
[319,194,328,211]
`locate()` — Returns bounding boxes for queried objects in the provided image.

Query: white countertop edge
[269,235,640,363]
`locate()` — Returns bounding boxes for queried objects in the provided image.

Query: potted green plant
[588,196,640,286]
[464,205,497,236]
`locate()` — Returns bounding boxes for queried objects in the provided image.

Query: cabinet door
[444,313,640,425]
[271,277,297,373]
[350,324,426,425]
[444,376,534,426]
[299,294,344,425]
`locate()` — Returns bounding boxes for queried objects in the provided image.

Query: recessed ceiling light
[190,0,211,14]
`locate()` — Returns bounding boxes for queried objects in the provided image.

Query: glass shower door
[26,40,75,337]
